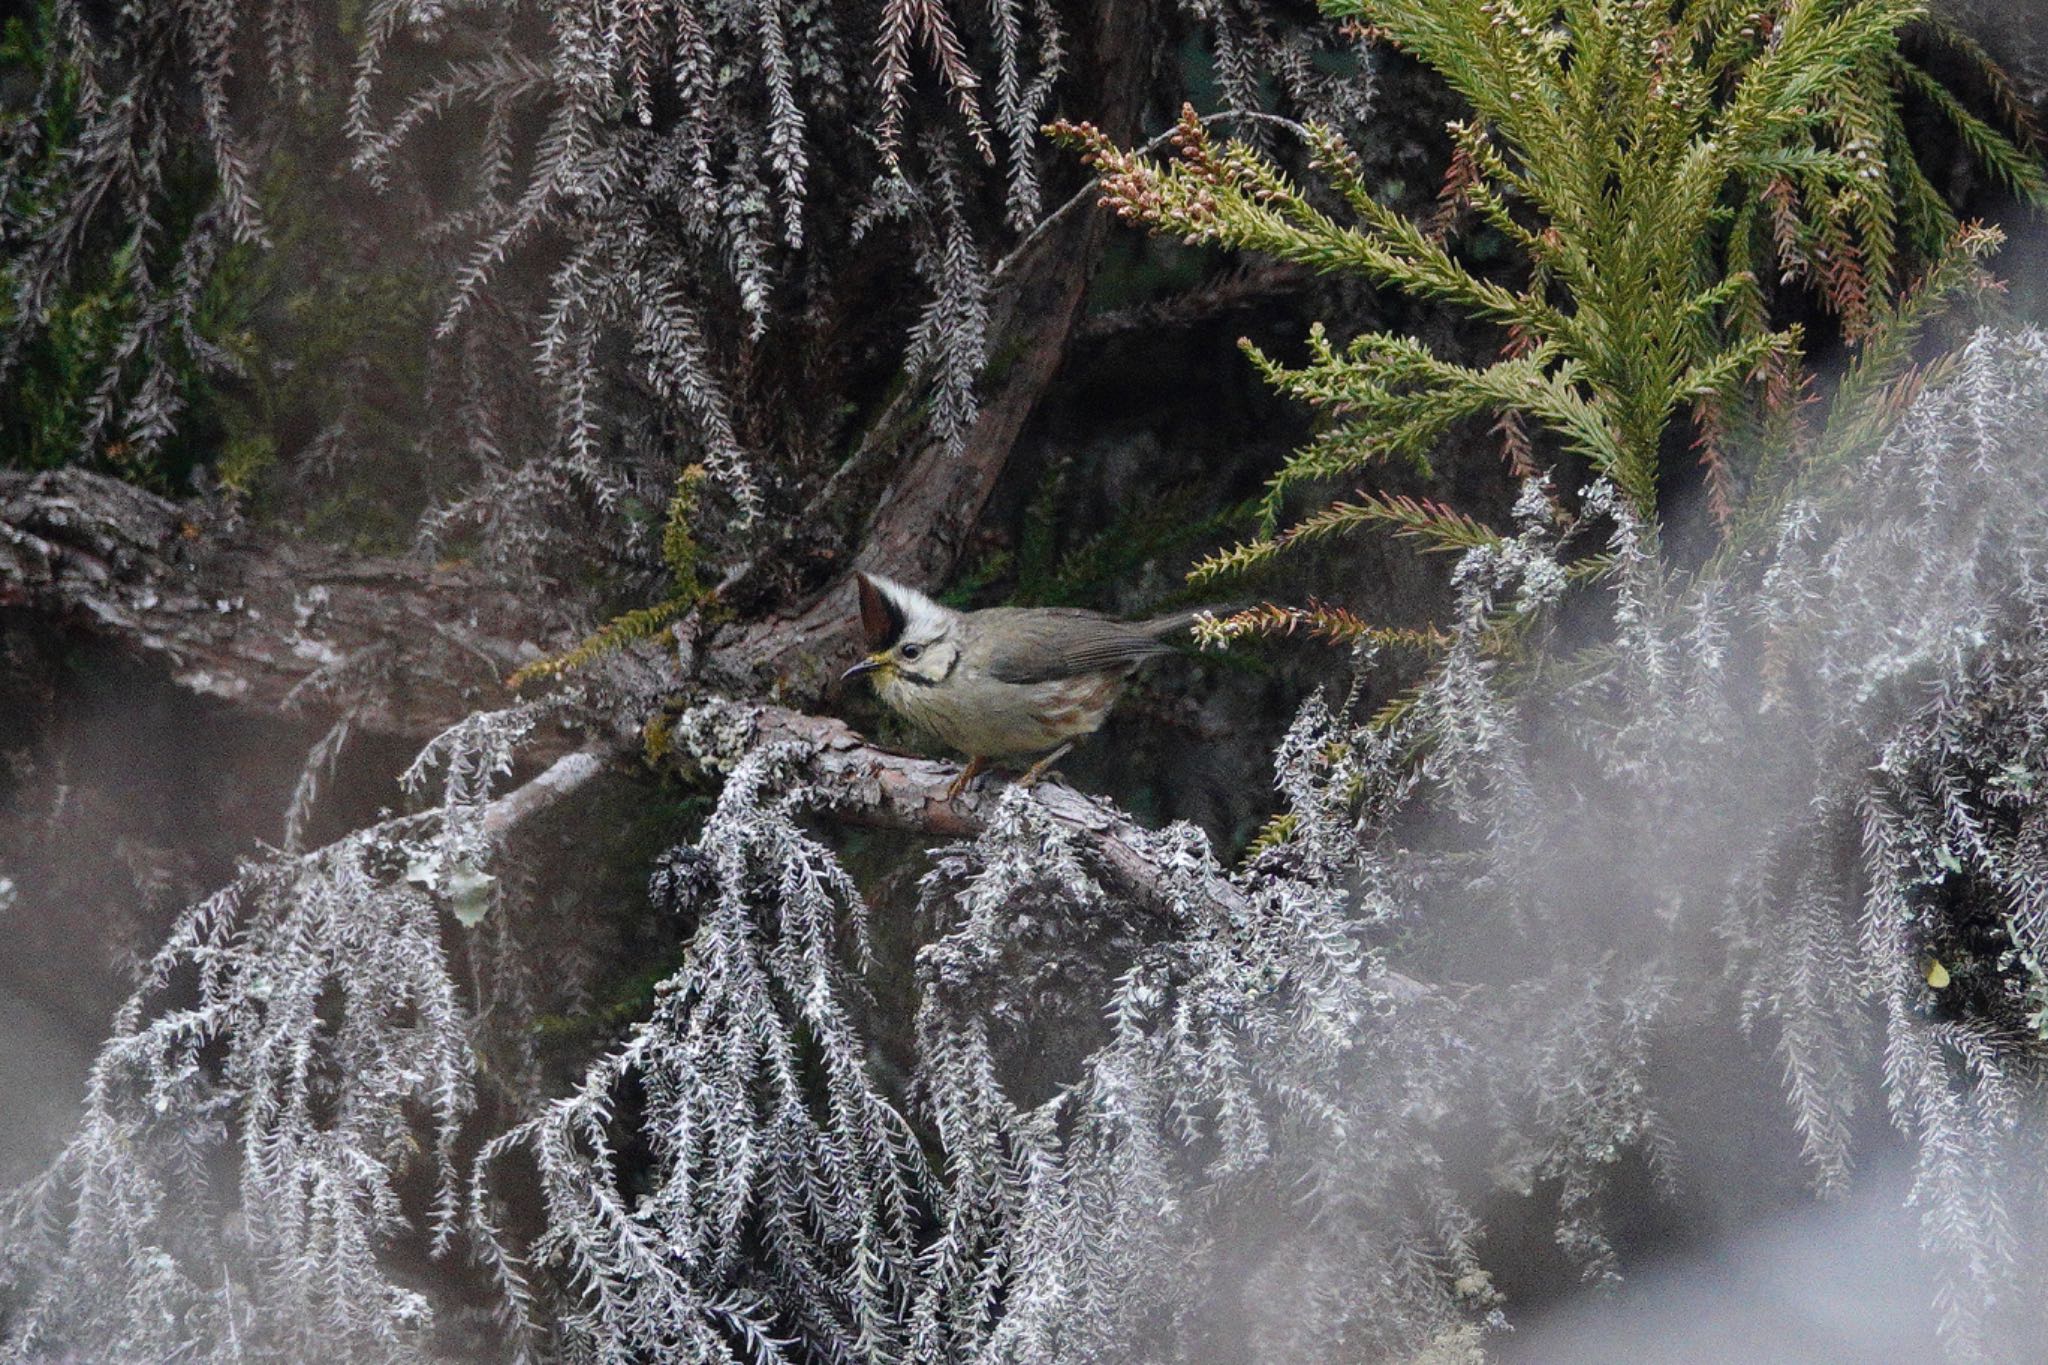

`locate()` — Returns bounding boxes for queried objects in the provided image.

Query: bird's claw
[1015,742,1075,791]
[942,756,987,802]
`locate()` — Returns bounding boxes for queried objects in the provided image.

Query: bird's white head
[842,573,960,688]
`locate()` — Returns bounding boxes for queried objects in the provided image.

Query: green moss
[215,430,278,495]
[510,466,716,689]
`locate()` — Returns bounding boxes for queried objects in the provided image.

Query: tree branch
[0,463,1317,947]
[691,191,1108,697]
[692,0,1168,699]
[670,697,1235,916]
[668,699,1425,1005]
[481,748,610,839]
[0,468,569,736]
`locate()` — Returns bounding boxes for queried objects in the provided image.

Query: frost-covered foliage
[2,0,1369,572]
[2,330,2046,1359]
[0,706,543,1360]
[1741,329,2048,1347]
[473,741,934,1361]
[450,699,1497,1361]
[15,326,2048,1351]
[480,329,2048,1359]
[13,0,2048,1358]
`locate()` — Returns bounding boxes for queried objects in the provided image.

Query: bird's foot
[1015,742,1075,790]
[942,756,988,802]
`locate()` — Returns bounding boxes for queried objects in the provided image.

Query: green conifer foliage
[1057,0,2047,584]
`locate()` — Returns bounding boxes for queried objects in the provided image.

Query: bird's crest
[855,573,949,649]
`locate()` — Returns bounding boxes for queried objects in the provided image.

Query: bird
[839,572,1203,800]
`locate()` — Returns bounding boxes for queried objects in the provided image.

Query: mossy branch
[509,465,711,689]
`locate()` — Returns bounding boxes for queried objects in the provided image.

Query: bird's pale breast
[879,667,1124,758]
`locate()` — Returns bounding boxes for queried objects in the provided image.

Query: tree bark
[694,0,1166,698]
[0,461,1427,999]
[0,468,565,737]
[673,696,1229,909]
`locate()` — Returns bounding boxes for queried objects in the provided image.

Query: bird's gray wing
[975,609,1176,684]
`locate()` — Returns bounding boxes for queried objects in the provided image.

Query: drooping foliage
[14,331,2048,1359]
[0,706,543,1359]
[10,1,2048,1363]
[0,0,1369,580]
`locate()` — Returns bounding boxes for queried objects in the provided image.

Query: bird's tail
[1135,605,1234,641]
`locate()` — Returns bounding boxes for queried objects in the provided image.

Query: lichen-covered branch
[676,697,1215,880]
[0,468,568,736]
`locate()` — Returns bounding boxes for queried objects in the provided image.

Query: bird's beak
[841,654,885,683]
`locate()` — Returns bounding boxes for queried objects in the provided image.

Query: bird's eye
[900,643,924,661]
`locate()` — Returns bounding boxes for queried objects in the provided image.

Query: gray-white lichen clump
[8,330,2048,1359]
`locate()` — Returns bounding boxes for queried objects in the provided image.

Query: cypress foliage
[9,3,2048,1363]
[1055,0,2046,579]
